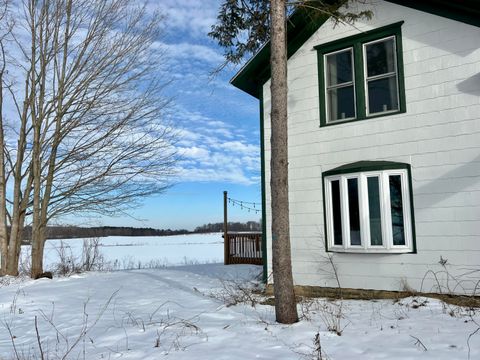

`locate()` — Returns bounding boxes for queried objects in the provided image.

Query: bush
[52,238,105,276]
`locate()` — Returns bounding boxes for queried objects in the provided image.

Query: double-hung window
[323,161,415,253]
[325,48,356,121]
[316,22,406,126]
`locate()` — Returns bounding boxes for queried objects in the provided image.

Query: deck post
[223,191,229,265]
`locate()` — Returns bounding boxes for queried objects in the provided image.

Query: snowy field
[24,233,225,272]
[0,234,479,359]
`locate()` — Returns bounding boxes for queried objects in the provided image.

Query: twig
[467,326,480,360]
[35,315,45,360]
[410,335,427,351]
[313,332,323,360]
[326,253,342,298]
[5,322,20,360]
[148,300,184,323]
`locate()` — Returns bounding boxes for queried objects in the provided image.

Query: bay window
[323,161,415,253]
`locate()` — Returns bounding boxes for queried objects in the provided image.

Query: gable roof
[231,0,480,99]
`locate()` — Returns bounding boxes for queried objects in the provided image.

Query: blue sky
[99,0,261,230]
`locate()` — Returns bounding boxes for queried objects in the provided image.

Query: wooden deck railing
[224,232,263,265]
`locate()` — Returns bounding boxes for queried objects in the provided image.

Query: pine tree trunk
[269,0,298,324]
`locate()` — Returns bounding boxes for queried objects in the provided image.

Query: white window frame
[324,47,357,123]
[363,35,400,116]
[324,169,413,253]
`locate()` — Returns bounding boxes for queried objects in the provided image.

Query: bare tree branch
[0,0,177,277]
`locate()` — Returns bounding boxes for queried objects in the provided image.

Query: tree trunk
[4,83,33,275]
[31,226,46,278]
[6,233,19,276]
[0,47,7,276]
[6,218,25,276]
[269,0,298,324]
[31,0,68,278]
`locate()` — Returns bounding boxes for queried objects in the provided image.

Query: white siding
[262,0,480,293]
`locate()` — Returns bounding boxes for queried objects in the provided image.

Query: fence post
[223,191,229,265]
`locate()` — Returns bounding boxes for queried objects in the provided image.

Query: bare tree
[0,0,177,277]
[0,0,10,275]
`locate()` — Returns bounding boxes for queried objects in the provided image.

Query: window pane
[326,49,353,86]
[367,76,399,114]
[389,175,405,246]
[347,178,361,246]
[367,177,382,246]
[366,38,396,77]
[328,86,355,121]
[331,180,343,245]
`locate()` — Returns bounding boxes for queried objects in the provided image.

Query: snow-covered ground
[23,233,224,272]
[1,234,479,359]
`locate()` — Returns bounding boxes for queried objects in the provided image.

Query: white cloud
[177,166,255,186]
[218,141,258,156]
[180,146,210,161]
[148,0,219,38]
[156,41,224,65]
[170,105,260,186]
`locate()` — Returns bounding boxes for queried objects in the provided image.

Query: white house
[231,0,480,294]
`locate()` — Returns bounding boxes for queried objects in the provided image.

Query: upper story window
[325,48,356,121]
[322,161,416,254]
[316,22,406,126]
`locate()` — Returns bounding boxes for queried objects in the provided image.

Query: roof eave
[230,8,331,99]
[386,0,480,28]
[230,0,480,99]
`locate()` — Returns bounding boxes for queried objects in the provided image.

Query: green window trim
[316,22,406,127]
[322,161,417,254]
[259,87,268,283]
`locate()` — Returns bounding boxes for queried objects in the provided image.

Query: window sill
[320,108,406,128]
[327,247,415,254]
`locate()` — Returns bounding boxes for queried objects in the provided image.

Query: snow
[25,233,224,271]
[1,234,479,359]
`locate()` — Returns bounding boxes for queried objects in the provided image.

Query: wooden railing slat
[225,232,263,265]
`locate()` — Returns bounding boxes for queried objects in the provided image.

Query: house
[231,0,480,295]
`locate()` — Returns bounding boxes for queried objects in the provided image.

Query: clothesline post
[223,191,229,265]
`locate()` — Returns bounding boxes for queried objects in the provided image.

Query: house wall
[262,0,480,293]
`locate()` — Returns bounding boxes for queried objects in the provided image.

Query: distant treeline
[19,221,261,243]
[194,221,261,233]
[22,226,190,241]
